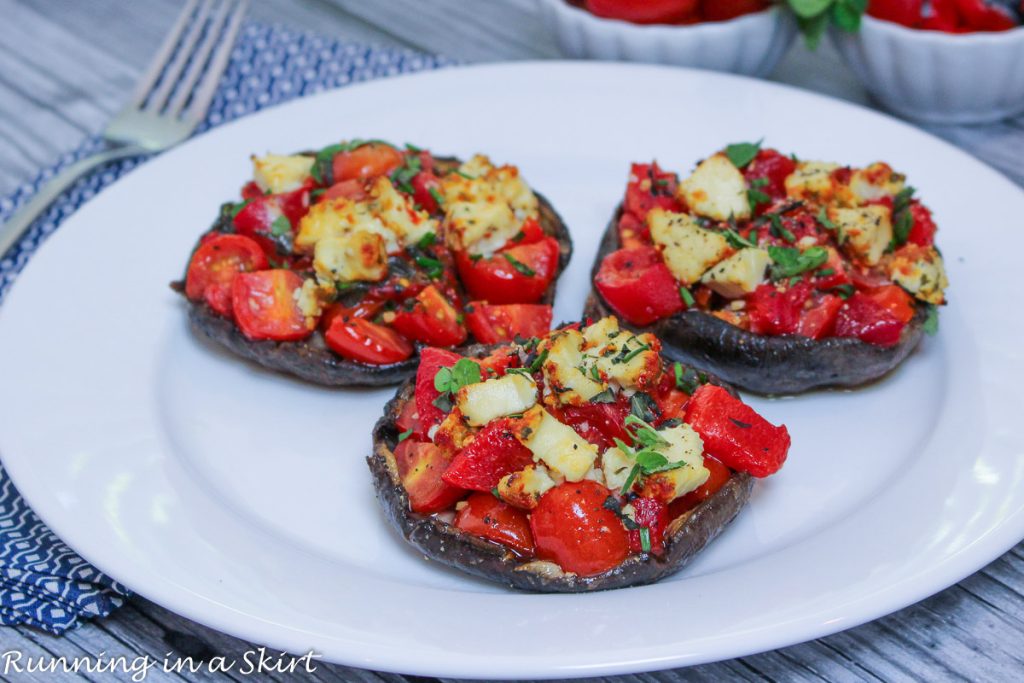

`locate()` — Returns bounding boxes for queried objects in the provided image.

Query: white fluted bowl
[831,15,1024,124]
[536,0,797,77]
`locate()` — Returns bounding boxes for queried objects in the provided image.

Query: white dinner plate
[1,62,1022,678]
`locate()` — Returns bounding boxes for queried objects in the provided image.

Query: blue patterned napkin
[0,22,451,634]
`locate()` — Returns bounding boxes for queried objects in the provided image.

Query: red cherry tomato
[464,302,553,344]
[585,0,699,23]
[700,0,769,22]
[865,284,916,325]
[594,247,685,326]
[394,440,465,514]
[530,480,630,576]
[231,269,313,342]
[684,385,790,478]
[391,285,467,347]
[626,496,669,555]
[834,293,906,347]
[906,201,937,246]
[320,179,368,202]
[395,399,425,442]
[324,316,414,365]
[952,0,1018,30]
[414,347,464,430]
[185,234,268,317]
[411,170,443,214]
[795,294,844,340]
[744,149,796,203]
[746,283,811,336]
[455,492,535,556]
[868,0,923,26]
[233,187,310,258]
[443,419,536,491]
[319,300,385,331]
[455,237,561,305]
[331,142,403,183]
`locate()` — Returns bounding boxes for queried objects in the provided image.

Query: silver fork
[0,0,248,259]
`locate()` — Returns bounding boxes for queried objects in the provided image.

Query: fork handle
[0,145,150,259]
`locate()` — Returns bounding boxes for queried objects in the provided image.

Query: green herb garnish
[270,215,291,237]
[817,207,836,230]
[428,187,445,207]
[503,253,536,277]
[768,245,829,279]
[724,228,758,249]
[724,140,762,169]
[923,305,939,335]
[417,231,437,249]
[639,527,652,553]
[397,428,413,442]
[433,358,483,396]
[786,0,867,50]
[228,198,253,218]
[414,254,445,279]
[679,286,696,308]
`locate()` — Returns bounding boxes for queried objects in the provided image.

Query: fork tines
[128,0,248,125]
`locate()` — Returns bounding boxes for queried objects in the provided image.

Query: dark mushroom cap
[173,156,572,387]
[583,204,926,395]
[368,346,753,593]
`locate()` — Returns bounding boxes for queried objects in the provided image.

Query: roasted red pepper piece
[558,399,632,450]
[746,283,810,336]
[442,419,535,491]
[394,439,465,514]
[454,491,535,556]
[683,385,790,478]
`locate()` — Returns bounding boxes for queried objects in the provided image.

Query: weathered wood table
[2,0,1022,680]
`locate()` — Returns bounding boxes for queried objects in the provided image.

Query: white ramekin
[535,0,798,78]
[831,15,1024,124]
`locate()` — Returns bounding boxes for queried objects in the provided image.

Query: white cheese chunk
[785,161,840,203]
[444,200,518,256]
[456,373,538,427]
[496,464,557,509]
[513,406,597,482]
[648,209,731,285]
[850,162,905,203]
[313,231,388,283]
[889,246,948,305]
[369,177,437,246]
[542,329,605,405]
[831,205,892,266]
[601,446,634,493]
[295,198,400,254]
[700,248,771,298]
[678,154,751,221]
[593,331,662,391]
[252,153,314,194]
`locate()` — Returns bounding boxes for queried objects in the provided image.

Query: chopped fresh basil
[228,198,253,218]
[620,463,641,495]
[433,358,483,396]
[768,245,829,279]
[431,393,453,413]
[455,169,475,180]
[769,213,796,243]
[629,392,661,423]
[414,254,445,279]
[724,228,758,249]
[923,305,939,335]
[417,231,437,249]
[503,253,536,277]
[428,187,445,207]
[817,206,836,230]
[621,343,651,364]
[679,286,696,308]
[639,527,652,553]
[747,177,771,212]
[830,284,856,299]
[590,388,616,404]
[397,428,413,442]
[724,140,763,169]
[270,215,291,237]
[405,142,422,153]
[528,348,549,373]
[674,362,708,394]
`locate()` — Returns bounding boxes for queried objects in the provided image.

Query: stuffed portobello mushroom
[584,143,948,394]
[368,316,790,592]
[174,141,572,386]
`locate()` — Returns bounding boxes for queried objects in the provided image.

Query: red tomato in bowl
[700,0,769,21]
[585,0,699,23]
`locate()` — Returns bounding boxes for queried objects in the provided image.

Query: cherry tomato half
[464,302,553,344]
[530,480,630,577]
[331,142,404,183]
[231,269,313,342]
[185,234,268,317]
[594,247,684,326]
[455,492,535,556]
[455,237,561,305]
[324,316,414,365]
